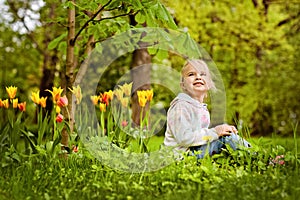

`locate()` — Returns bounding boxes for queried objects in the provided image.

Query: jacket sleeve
[167,102,219,148]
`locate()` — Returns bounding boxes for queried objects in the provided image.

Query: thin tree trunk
[129,15,151,127]
[62,0,76,150]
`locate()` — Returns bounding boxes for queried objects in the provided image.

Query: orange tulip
[39,97,48,108]
[0,99,4,108]
[18,102,26,112]
[6,86,17,99]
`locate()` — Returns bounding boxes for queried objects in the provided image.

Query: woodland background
[0,0,299,137]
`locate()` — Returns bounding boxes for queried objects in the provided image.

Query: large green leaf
[48,32,68,50]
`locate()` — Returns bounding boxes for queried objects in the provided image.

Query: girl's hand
[215,124,238,137]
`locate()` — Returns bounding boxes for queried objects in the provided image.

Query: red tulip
[56,113,64,123]
[57,96,68,107]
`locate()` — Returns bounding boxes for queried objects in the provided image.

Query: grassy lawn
[0,136,299,200]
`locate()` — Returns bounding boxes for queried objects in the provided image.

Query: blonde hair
[181,59,216,90]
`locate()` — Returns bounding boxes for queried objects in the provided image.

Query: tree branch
[277,11,300,27]
[94,11,138,22]
[71,0,113,45]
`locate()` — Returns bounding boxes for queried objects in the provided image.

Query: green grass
[0,136,299,200]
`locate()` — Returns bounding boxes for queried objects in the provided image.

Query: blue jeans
[189,134,251,159]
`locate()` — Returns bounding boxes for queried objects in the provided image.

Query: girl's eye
[187,72,195,76]
[200,72,206,76]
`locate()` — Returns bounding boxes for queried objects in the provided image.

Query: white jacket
[163,93,219,152]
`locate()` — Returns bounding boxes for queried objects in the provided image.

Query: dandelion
[12,98,18,108]
[0,99,3,108]
[39,97,47,108]
[57,95,68,107]
[6,86,17,99]
[56,113,64,123]
[99,103,106,112]
[90,95,99,105]
[69,85,82,104]
[47,87,63,103]
[18,102,26,112]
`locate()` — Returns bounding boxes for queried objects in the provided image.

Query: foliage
[162,0,299,136]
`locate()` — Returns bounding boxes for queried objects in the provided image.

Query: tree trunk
[129,15,151,127]
[62,0,76,150]
[131,48,152,126]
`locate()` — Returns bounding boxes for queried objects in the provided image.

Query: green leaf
[48,32,67,50]
[147,47,157,55]
[155,49,168,61]
[131,0,144,10]
[135,11,146,24]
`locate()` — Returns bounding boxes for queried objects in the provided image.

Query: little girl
[163,59,251,159]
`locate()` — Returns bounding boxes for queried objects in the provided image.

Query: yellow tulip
[114,88,123,101]
[138,97,147,107]
[6,86,17,99]
[137,90,146,99]
[69,85,82,104]
[12,98,18,108]
[120,97,129,108]
[2,99,9,109]
[119,82,133,96]
[104,90,114,101]
[90,95,99,105]
[55,105,61,114]
[137,91,148,107]
[99,103,106,112]
[31,91,40,105]
[46,86,63,103]
[145,89,153,101]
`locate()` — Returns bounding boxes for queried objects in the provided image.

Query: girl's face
[181,63,210,100]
